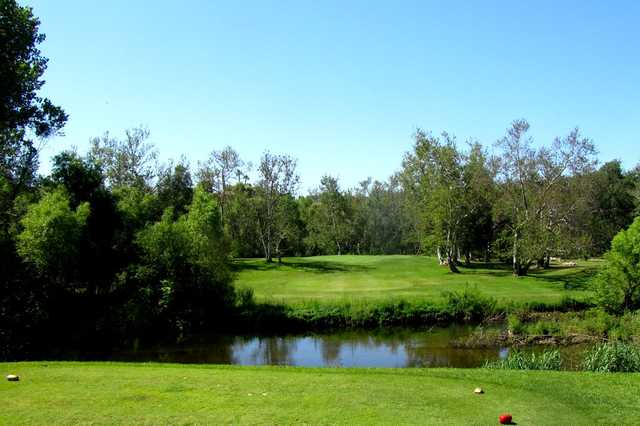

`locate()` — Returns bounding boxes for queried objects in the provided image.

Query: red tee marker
[499,414,512,424]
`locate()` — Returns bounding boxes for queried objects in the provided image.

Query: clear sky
[25,0,640,191]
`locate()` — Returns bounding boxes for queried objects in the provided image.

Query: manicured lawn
[235,255,597,304]
[1,362,638,425]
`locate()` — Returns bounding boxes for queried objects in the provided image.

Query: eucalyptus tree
[89,127,158,189]
[401,130,473,272]
[196,146,249,220]
[254,151,299,262]
[495,120,596,275]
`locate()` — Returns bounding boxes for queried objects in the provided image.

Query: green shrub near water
[593,216,640,314]
[484,349,562,370]
[236,287,499,330]
[582,342,640,372]
[236,287,596,332]
[505,308,640,342]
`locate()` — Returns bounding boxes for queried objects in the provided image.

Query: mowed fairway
[235,255,597,304]
[2,362,639,425]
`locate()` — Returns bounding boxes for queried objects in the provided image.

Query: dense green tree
[594,216,640,313]
[0,0,67,136]
[0,0,67,190]
[458,143,495,263]
[156,158,193,218]
[223,183,263,257]
[134,188,233,331]
[400,131,493,272]
[304,175,351,255]
[49,151,122,294]
[588,161,637,255]
[17,189,89,288]
[0,1,68,358]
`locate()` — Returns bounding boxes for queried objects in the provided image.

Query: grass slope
[235,255,597,304]
[1,362,638,425]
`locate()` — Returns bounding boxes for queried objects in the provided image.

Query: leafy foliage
[593,216,640,313]
[17,188,89,285]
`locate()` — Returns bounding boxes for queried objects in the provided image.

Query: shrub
[484,349,562,370]
[582,342,640,372]
[442,286,497,321]
[507,313,525,335]
[593,216,640,314]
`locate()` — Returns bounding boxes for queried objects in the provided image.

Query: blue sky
[26,0,640,191]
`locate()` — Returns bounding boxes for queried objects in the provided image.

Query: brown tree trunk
[447,251,460,273]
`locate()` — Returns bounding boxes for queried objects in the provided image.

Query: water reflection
[109,326,515,368]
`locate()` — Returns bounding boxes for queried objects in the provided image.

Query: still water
[103,326,513,368]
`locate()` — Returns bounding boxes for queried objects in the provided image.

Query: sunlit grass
[234,255,597,304]
[1,362,638,425]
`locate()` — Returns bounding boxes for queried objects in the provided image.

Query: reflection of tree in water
[402,326,503,368]
[404,344,501,368]
[120,335,237,364]
[115,326,506,367]
[320,336,342,365]
[251,337,297,365]
[321,331,407,365]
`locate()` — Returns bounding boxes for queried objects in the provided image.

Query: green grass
[2,362,639,424]
[235,255,597,304]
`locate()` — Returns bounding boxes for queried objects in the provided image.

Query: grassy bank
[2,362,640,425]
[234,255,597,304]
[235,288,590,331]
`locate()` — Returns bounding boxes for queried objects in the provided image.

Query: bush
[582,342,640,372]
[484,349,562,370]
[442,286,497,321]
[507,313,525,335]
[593,216,640,314]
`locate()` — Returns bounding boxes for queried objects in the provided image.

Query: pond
[50,325,582,368]
[112,326,506,368]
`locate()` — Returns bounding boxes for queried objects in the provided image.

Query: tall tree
[197,146,248,221]
[305,175,351,255]
[0,0,67,191]
[156,158,193,218]
[587,161,637,255]
[400,131,479,272]
[254,151,299,262]
[89,127,157,189]
[495,120,596,276]
[17,189,90,289]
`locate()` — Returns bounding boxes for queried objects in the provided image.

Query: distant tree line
[184,125,637,277]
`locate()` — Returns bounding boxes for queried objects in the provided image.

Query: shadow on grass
[528,267,598,290]
[457,262,514,278]
[232,259,372,274]
[458,262,598,289]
